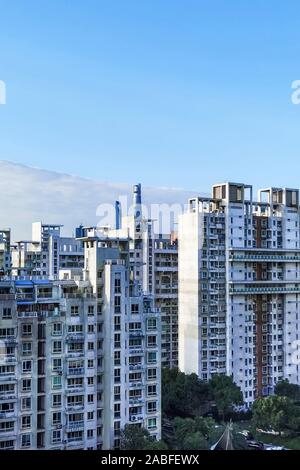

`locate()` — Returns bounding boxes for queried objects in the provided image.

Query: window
[0,421,14,432]
[88,305,94,315]
[22,379,31,392]
[52,376,62,390]
[52,358,62,371]
[22,342,32,356]
[131,304,139,314]
[21,434,31,448]
[114,316,121,331]
[114,277,121,294]
[52,341,62,354]
[22,324,32,337]
[68,324,83,333]
[87,377,94,386]
[88,394,94,404]
[3,308,12,319]
[114,351,121,366]
[87,359,94,368]
[147,352,157,364]
[52,430,61,444]
[114,369,121,384]
[52,394,62,407]
[147,385,157,397]
[147,336,157,348]
[87,411,94,420]
[147,418,157,430]
[22,361,32,374]
[52,323,62,336]
[88,324,94,333]
[147,368,157,380]
[21,397,31,410]
[52,412,61,425]
[147,401,157,414]
[114,386,121,401]
[114,296,121,313]
[114,333,121,348]
[114,403,121,418]
[88,342,94,350]
[71,306,79,316]
[87,429,94,438]
[147,318,157,330]
[21,415,31,429]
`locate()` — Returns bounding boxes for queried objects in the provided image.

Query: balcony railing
[67,368,84,376]
[230,286,300,295]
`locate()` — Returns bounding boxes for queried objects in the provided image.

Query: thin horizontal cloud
[0,160,205,240]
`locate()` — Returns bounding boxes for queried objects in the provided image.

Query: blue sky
[1,0,300,192]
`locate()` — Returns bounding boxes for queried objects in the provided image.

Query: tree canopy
[275,380,300,402]
[120,425,168,450]
[208,374,244,420]
[162,368,211,418]
[252,395,300,434]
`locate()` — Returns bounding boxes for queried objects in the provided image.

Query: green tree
[209,374,243,421]
[182,432,209,450]
[275,380,300,402]
[120,425,168,450]
[145,439,169,450]
[253,396,300,435]
[162,368,211,418]
[173,416,218,450]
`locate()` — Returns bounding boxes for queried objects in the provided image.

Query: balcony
[66,351,84,358]
[0,373,15,381]
[129,380,144,388]
[16,292,34,302]
[4,356,17,365]
[0,336,17,346]
[66,404,84,412]
[129,363,143,371]
[129,330,144,338]
[66,386,84,394]
[129,347,143,355]
[67,421,84,432]
[229,253,300,262]
[0,294,15,300]
[66,334,84,343]
[129,397,143,405]
[67,367,84,376]
[0,392,16,401]
[0,411,15,419]
[129,414,144,423]
[230,286,300,295]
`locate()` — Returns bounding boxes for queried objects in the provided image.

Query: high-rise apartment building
[179,182,300,405]
[0,230,161,450]
[112,185,179,369]
[0,230,11,276]
[11,223,84,278]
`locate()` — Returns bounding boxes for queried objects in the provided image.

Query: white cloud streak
[0,160,203,240]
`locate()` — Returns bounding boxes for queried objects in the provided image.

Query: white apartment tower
[179,182,300,405]
[0,231,161,450]
[81,231,161,448]
[11,223,84,279]
[113,185,179,369]
[0,230,11,276]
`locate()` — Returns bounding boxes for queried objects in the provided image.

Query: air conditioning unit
[130,415,137,422]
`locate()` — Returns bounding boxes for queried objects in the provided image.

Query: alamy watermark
[96,195,187,235]
[0,80,6,104]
